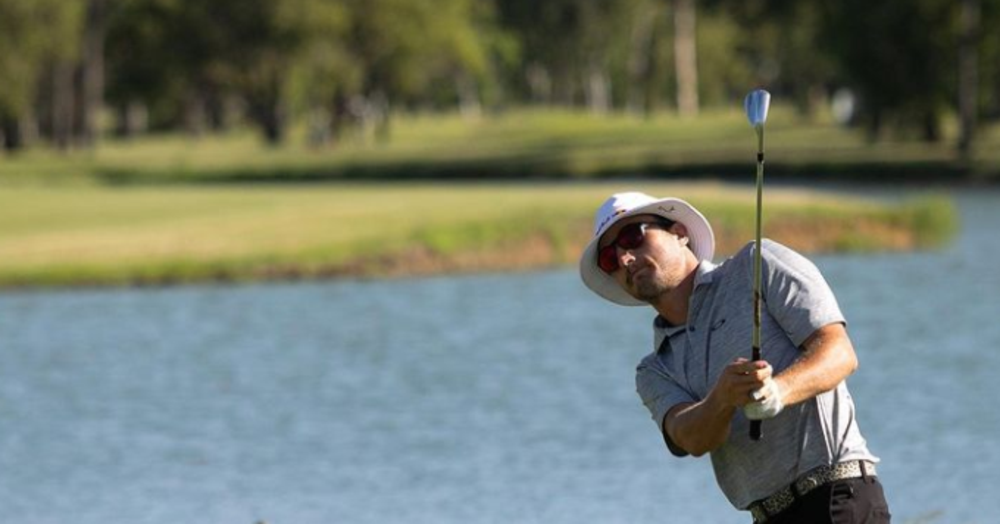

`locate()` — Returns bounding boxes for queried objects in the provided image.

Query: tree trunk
[673,0,699,117]
[922,111,941,143]
[76,0,106,148]
[525,64,552,104]
[247,88,284,144]
[957,0,980,159]
[456,73,481,120]
[371,90,391,143]
[328,91,351,145]
[261,110,284,144]
[627,3,660,115]
[246,66,286,145]
[115,100,148,138]
[248,94,285,145]
[52,62,76,150]
[585,62,610,114]
[553,65,576,106]
[1,116,23,151]
[205,90,227,131]
[865,107,882,143]
[183,91,206,137]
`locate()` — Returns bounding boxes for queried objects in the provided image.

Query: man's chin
[625,267,650,288]
[630,279,664,302]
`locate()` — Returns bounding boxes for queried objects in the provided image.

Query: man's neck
[651,267,697,326]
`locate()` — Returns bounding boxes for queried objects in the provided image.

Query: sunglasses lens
[596,222,664,274]
[598,245,619,273]
[617,223,646,249]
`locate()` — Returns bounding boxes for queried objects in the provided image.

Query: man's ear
[671,222,690,245]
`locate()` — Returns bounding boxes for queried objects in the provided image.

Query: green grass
[2,106,1000,184]
[0,181,957,288]
[0,108,965,287]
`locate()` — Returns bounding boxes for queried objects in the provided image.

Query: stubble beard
[631,260,689,303]
[632,268,671,302]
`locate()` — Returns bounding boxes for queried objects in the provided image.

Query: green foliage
[695,11,753,106]
[816,0,958,139]
[896,196,960,248]
[3,0,1000,153]
[0,0,82,117]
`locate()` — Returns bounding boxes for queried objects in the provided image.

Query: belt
[749,460,877,523]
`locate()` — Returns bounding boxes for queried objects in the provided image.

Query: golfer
[580,191,891,523]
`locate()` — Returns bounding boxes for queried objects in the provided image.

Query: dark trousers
[760,477,891,524]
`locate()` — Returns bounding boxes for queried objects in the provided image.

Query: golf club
[744,88,770,442]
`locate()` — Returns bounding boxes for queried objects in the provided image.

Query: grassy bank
[3,107,1000,185]
[0,182,956,288]
[0,109,964,288]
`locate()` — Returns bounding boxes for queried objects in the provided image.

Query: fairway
[3,108,999,185]
[0,182,954,287]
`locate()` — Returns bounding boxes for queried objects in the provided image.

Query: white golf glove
[743,377,785,420]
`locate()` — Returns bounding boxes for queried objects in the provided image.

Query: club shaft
[750,129,765,442]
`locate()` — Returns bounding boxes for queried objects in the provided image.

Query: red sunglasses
[597,220,673,274]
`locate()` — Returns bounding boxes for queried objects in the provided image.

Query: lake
[1,188,997,524]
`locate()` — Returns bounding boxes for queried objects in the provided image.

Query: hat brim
[579,198,715,306]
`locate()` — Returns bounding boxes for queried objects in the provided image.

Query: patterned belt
[749,460,877,523]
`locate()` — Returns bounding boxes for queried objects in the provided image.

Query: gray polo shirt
[635,240,878,510]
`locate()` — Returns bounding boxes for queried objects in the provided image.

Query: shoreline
[0,183,956,290]
[3,216,939,291]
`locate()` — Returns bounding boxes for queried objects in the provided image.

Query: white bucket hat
[579,191,715,306]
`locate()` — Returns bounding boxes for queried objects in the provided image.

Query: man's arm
[770,321,858,406]
[664,358,770,456]
[665,322,857,455]
[663,401,732,458]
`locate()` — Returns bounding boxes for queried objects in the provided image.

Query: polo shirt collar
[693,258,717,287]
[652,260,718,350]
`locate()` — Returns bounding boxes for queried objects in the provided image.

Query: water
[1,189,998,524]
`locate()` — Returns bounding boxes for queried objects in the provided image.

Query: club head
[744,89,771,129]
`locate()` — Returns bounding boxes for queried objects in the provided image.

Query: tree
[495,0,647,111]
[106,0,220,134]
[0,0,83,151]
[76,0,107,147]
[978,0,1000,123]
[817,0,956,141]
[625,0,664,114]
[344,0,500,139]
[286,0,358,145]
[672,0,699,117]
[957,0,980,159]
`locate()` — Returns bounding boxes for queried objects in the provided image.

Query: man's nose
[619,249,636,269]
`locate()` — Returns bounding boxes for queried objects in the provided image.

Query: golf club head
[744,89,771,130]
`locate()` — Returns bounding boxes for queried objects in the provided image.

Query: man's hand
[665,358,772,456]
[739,322,857,420]
[743,373,785,420]
[710,358,772,408]
[666,324,856,455]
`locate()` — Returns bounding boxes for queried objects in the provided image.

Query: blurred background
[0,0,997,158]
[1,1,998,524]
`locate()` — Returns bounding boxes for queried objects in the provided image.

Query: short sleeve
[636,353,696,457]
[761,240,846,347]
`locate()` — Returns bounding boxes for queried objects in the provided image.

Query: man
[579,191,890,523]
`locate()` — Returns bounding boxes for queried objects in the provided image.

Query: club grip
[750,344,762,440]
